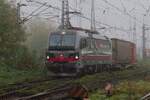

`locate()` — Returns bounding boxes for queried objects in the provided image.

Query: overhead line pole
[91,0,96,31]
[17,3,27,24]
[61,0,71,29]
[133,17,136,43]
[61,0,65,28]
[142,22,146,59]
[17,3,21,23]
[142,5,150,59]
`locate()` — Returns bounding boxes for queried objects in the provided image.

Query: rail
[141,93,150,100]
[17,70,150,100]
[1,67,150,100]
[0,78,72,100]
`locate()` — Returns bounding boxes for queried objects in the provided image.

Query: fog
[11,0,150,58]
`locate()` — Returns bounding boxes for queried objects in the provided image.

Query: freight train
[45,29,136,76]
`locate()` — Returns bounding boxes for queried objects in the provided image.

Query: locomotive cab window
[49,33,76,50]
[86,38,96,49]
[80,38,88,49]
[62,34,75,46]
[49,34,62,46]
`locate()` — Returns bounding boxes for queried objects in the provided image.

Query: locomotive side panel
[112,38,136,64]
[80,37,112,66]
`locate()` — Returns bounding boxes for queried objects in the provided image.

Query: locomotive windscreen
[49,33,76,50]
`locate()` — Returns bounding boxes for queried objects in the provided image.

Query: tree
[0,0,26,65]
[25,17,56,57]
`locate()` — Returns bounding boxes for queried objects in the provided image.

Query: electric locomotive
[45,29,112,76]
[45,0,136,77]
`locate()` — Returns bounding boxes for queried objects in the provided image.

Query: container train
[45,29,136,76]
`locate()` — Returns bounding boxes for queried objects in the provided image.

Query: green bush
[90,81,150,100]
[16,46,39,68]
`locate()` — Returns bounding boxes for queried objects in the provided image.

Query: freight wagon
[111,38,136,66]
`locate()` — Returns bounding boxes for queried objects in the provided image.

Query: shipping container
[111,38,136,65]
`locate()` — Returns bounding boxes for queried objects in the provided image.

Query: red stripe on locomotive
[48,57,79,62]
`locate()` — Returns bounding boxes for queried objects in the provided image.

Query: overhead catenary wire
[21,6,51,24]
[101,0,150,27]
[125,0,150,15]
[78,14,130,32]
[24,3,47,19]
[20,0,61,24]
[61,0,129,32]
[59,0,130,32]
[24,0,150,29]
[119,0,127,13]
[27,0,61,11]
[22,0,131,33]
[137,0,147,11]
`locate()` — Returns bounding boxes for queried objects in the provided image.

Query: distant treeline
[0,0,56,68]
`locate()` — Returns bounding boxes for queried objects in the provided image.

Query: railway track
[0,78,52,92]
[0,67,150,100]
[141,93,150,100]
[17,70,150,100]
[17,83,72,100]
[0,77,73,100]
[16,82,89,100]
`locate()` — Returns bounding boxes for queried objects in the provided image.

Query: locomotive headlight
[46,56,50,59]
[75,55,79,59]
[62,31,66,35]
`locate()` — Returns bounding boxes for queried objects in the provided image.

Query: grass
[0,63,72,95]
[0,63,48,87]
[90,80,150,100]
[89,59,150,100]
[0,59,150,97]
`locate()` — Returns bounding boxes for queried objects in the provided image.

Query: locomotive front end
[45,31,81,76]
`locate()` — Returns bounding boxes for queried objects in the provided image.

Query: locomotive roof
[51,30,76,34]
[76,31,109,40]
[51,29,109,40]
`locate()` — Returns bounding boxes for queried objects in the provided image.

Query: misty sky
[10,0,150,57]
